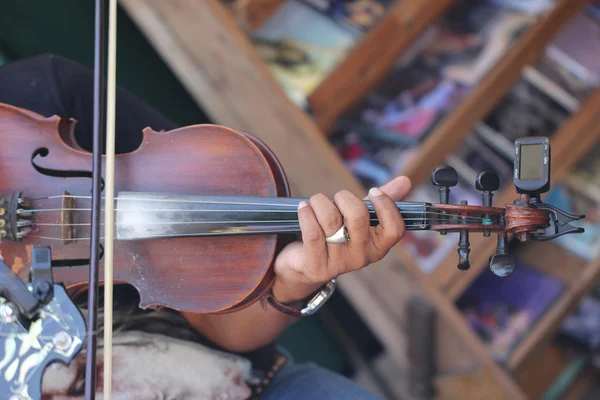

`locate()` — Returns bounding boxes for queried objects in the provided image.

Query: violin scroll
[427,135,586,277]
[505,194,551,242]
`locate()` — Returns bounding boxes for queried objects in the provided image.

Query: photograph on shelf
[457,261,565,363]
[251,0,362,108]
[558,293,600,354]
[449,132,514,188]
[487,0,556,16]
[556,285,600,376]
[331,128,419,188]
[482,78,571,146]
[588,0,600,22]
[526,9,600,110]
[438,0,536,87]
[300,0,391,33]
[330,0,538,185]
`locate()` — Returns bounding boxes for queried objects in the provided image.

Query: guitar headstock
[428,137,585,277]
[0,284,85,400]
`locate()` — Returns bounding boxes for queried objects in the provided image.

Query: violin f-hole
[51,243,104,268]
[31,148,105,191]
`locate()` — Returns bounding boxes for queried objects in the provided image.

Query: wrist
[271,277,322,304]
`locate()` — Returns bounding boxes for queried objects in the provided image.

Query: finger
[308,193,344,237]
[367,187,406,261]
[297,201,330,283]
[334,189,371,266]
[365,176,412,202]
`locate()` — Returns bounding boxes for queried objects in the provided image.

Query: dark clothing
[0,53,172,154]
[0,52,279,380]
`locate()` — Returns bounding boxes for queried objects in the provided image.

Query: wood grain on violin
[0,103,289,313]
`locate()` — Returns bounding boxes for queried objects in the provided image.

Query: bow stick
[84,0,117,398]
[104,0,118,397]
[84,0,106,397]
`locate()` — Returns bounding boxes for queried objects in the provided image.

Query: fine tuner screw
[489,232,516,277]
[476,171,500,237]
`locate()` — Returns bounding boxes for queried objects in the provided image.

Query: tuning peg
[431,166,458,205]
[476,171,499,237]
[458,231,470,270]
[457,200,470,270]
[489,232,516,277]
[476,171,500,207]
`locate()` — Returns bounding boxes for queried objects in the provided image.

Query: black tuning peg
[476,171,499,237]
[457,200,470,270]
[431,166,458,204]
[458,231,470,270]
[489,232,516,277]
[476,171,500,207]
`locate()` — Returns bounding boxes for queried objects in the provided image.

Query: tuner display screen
[519,143,544,180]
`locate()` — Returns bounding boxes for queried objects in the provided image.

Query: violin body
[0,102,291,313]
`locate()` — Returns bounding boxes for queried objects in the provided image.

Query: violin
[0,101,584,310]
[0,2,586,399]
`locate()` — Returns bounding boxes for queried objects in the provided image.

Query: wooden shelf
[117,3,414,369]
[397,0,586,187]
[516,241,589,286]
[508,255,600,371]
[522,65,581,113]
[445,239,589,314]
[308,0,454,133]
[563,368,598,400]
[443,86,600,301]
[120,1,599,398]
[514,342,594,399]
[222,0,285,32]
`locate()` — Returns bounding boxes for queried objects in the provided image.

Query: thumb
[274,241,305,275]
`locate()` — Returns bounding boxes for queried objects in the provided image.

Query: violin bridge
[61,191,76,245]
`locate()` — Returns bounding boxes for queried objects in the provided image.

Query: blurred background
[1,0,599,398]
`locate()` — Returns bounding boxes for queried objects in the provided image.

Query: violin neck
[115,192,432,240]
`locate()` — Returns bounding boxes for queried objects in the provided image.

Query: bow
[85,0,117,398]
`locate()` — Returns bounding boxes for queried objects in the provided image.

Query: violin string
[21,212,490,223]
[24,222,502,241]
[30,194,437,208]
[29,217,483,227]
[31,195,499,214]
[22,219,500,241]
[20,208,490,221]
[24,208,432,213]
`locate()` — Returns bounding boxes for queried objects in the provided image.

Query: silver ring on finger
[325,225,350,244]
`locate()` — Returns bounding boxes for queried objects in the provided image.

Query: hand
[272,176,412,303]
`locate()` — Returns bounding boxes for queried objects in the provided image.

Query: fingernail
[369,187,383,197]
[298,201,309,209]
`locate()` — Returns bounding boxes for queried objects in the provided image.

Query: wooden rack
[120,0,600,398]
